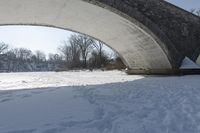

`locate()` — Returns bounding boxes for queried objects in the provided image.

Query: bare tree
[58,39,81,68]
[48,53,59,61]
[5,49,16,72]
[48,53,62,63]
[58,41,73,63]
[19,48,32,60]
[89,48,112,69]
[70,34,94,68]
[0,42,8,54]
[92,41,104,67]
[35,50,46,62]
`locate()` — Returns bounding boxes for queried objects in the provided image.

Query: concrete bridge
[0,0,199,74]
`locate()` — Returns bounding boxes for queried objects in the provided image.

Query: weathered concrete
[93,0,200,61]
[0,0,199,74]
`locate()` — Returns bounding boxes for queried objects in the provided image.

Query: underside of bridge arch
[0,0,185,74]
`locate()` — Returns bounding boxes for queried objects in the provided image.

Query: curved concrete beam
[95,0,200,63]
[0,0,183,73]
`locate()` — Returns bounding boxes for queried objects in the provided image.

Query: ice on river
[0,70,199,133]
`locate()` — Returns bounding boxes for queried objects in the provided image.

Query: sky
[166,0,200,11]
[0,26,72,55]
[0,1,199,55]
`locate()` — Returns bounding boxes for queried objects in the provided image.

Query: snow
[0,70,143,90]
[0,71,199,133]
[181,57,200,69]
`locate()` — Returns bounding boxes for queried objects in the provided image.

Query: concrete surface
[0,0,199,74]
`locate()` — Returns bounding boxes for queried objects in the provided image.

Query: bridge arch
[0,0,186,74]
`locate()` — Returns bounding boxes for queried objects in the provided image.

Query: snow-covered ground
[0,71,200,133]
[0,70,143,90]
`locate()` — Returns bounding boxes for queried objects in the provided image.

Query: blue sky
[0,26,72,55]
[166,0,200,10]
[0,1,199,55]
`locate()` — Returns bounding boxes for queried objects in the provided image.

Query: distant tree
[19,48,32,61]
[92,41,103,67]
[112,56,126,70]
[10,48,32,61]
[0,44,65,72]
[48,53,62,65]
[69,34,94,68]
[53,54,62,61]
[58,42,73,63]
[89,49,111,69]
[48,53,54,61]
[47,53,64,71]
[58,39,81,68]
[6,48,20,71]
[35,50,46,62]
[59,34,125,70]
[31,55,37,62]
[0,42,9,54]
[88,51,98,69]
[6,49,16,72]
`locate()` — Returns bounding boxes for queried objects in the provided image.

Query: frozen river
[0,71,199,133]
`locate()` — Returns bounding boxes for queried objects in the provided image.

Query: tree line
[0,34,125,72]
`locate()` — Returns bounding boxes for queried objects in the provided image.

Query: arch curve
[0,0,187,74]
